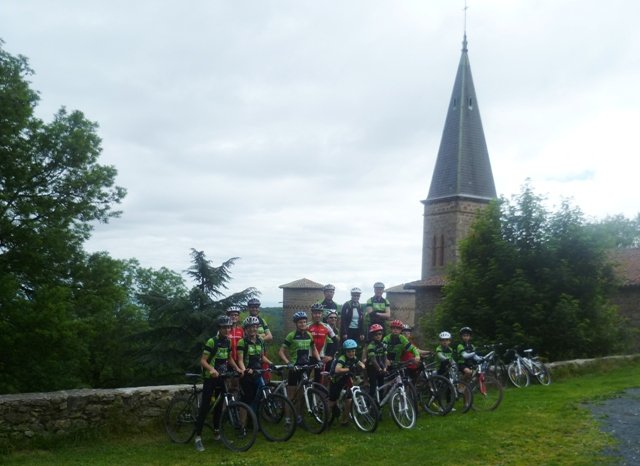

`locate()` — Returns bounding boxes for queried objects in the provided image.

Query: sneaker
[212,429,221,441]
[194,436,205,452]
[296,415,303,425]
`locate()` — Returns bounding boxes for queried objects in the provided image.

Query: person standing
[308,303,338,385]
[317,283,340,319]
[245,298,272,342]
[365,282,391,336]
[340,287,365,345]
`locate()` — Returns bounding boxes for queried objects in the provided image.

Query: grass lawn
[3,359,639,466]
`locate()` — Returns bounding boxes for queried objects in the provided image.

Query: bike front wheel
[390,388,416,429]
[507,363,530,388]
[454,380,473,413]
[416,374,456,416]
[164,396,197,444]
[350,390,379,433]
[257,393,296,442]
[532,361,552,386]
[220,401,258,452]
[471,374,503,411]
[300,387,329,434]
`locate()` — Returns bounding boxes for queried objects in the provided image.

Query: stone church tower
[408,35,497,331]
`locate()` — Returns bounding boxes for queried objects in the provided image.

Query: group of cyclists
[193,283,481,452]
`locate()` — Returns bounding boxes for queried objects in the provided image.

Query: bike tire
[471,375,503,411]
[219,401,258,452]
[299,387,329,434]
[416,374,456,416]
[164,396,197,444]
[533,361,552,386]
[312,382,329,397]
[507,362,530,388]
[390,388,416,429]
[454,380,474,413]
[350,390,379,433]
[488,362,509,387]
[257,393,297,442]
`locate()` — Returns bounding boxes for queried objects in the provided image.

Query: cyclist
[340,287,365,345]
[435,331,455,375]
[308,303,338,385]
[366,324,388,399]
[226,305,244,395]
[194,315,241,452]
[278,311,321,404]
[365,282,391,336]
[383,320,420,368]
[456,326,482,378]
[317,283,340,319]
[328,339,365,425]
[245,298,272,342]
[236,316,273,409]
[400,324,428,381]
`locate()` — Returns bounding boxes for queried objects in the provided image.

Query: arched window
[439,234,445,266]
[432,235,437,267]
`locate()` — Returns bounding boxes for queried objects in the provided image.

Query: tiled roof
[278,278,324,289]
[385,283,416,294]
[426,36,496,203]
[608,248,640,286]
[403,276,446,289]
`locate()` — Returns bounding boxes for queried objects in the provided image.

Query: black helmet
[310,303,324,313]
[217,315,232,327]
[459,326,473,335]
[247,298,261,308]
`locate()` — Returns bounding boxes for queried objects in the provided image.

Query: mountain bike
[506,348,552,387]
[442,360,474,413]
[329,370,379,432]
[414,357,457,416]
[374,361,417,429]
[269,364,329,434]
[248,368,297,442]
[480,343,509,387]
[468,350,504,411]
[164,372,258,452]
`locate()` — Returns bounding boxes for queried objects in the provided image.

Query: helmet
[292,311,308,323]
[343,339,357,350]
[326,310,338,319]
[226,305,241,315]
[310,303,324,313]
[243,316,260,328]
[247,298,261,308]
[459,326,473,335]
[350,287,362,294]
[217,315,232,327]
[373,282,385,289]
[323,284,335,291]
[369,323,384,333]
[439,331,452,340]
[402,324,412,332]
[390,319,404,329]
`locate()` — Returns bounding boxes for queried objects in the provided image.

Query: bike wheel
[471,375,503,411]
[300,387,329,434]
[507,363,530,388]
[533,361,552,386]
[417,374,456,416]
[350,390,378,433]
[489,362,509,387]
[164,396,197,443]
[453,381,473,413]
[257,393,296,442]
[312,382,329,397]
[390,388,416,429]
[219,401,258,452]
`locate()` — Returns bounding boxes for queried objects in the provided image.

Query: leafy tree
[0,42,125,393]
[586,213,640,249]
[429,184,629,360]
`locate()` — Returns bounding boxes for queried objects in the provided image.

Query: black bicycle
[414,357,457,416]
[249,368,297,442]
[164,372,258,452]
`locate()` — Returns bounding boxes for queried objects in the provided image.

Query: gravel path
[588,388,640,465]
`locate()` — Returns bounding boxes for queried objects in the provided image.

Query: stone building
[279,278,324,334]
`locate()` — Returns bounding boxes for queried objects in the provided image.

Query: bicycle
[506,348,552,387]
[247,368,297,442]
[467,350,504,411]
[414,357,457,416]
[269,364,330,434]
[374,361,417,429]
[329,370,379,432]
[480,343,509,387]
[443,360,474,414]
[164,372,258,452]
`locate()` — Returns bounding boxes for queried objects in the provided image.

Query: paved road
[588,388,640,465]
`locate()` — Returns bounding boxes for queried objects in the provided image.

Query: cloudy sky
[3,1,639,305]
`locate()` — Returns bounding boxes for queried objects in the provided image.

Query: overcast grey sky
[2,1,639,305]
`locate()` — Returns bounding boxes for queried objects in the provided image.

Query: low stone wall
[0,384,190,443]
[546,353,640,370]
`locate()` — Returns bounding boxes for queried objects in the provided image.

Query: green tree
[429,184,628,360]
[0,42,126,393]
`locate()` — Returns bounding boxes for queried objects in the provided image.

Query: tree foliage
[429,183,630,360]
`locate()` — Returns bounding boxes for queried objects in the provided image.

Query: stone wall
[282,288,324,333]
[0,385,189,443]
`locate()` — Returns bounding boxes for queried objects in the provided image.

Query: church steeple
[426,35,496,202]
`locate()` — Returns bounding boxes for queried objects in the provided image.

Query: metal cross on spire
[463,0,469,51]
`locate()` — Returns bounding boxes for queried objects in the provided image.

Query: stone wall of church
[412,286,444,346]
[610,286,640,351]
[386,291,416,327]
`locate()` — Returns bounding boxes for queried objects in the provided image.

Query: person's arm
[236,349,246,373]
[380,302,391,321]
[263,328,273,342]
[278,345,290,365]
[200,352,218,378]
[334,359,349,375]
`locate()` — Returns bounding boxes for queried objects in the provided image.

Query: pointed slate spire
[426,35,496,202]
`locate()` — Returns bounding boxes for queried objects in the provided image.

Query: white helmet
[350,287,362,294]
[439,331,452,339]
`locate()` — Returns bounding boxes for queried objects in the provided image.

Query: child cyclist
[308,303,338,385]
[236,316,273,409]
[194,315,241,452]
[278,311,321,406]
[383,320,420,368]
[400,324,430,382]
[435,331,455,375]
[366,324,388,399]
[329,339,366,425]
[456,326,482,379]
